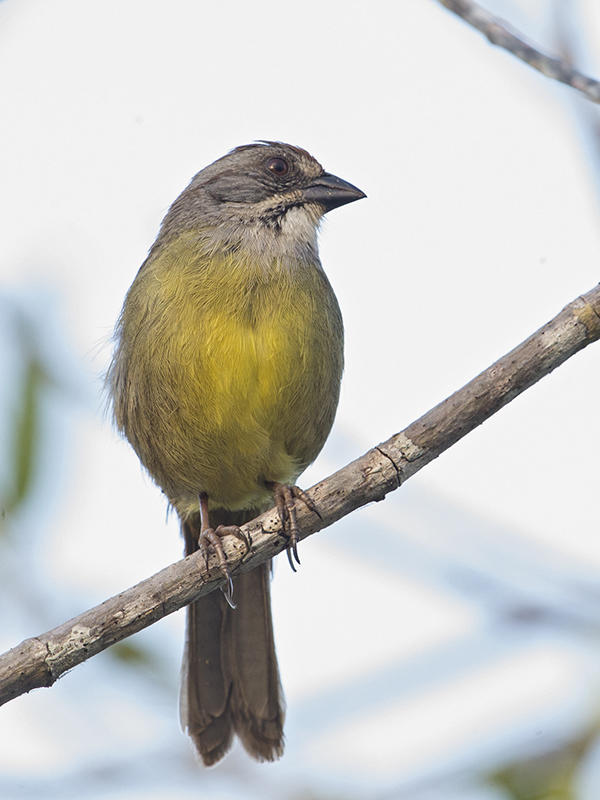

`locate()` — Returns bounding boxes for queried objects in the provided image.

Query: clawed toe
[266,481,319,572]
[289,484,321,518]
[198,524,251,609]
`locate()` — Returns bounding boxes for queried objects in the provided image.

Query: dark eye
[266,157,289,176]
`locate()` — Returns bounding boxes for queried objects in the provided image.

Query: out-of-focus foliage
[0,307,53,532]
[0,301,159,678]
[485,720,600,800]
[110,640,155,666]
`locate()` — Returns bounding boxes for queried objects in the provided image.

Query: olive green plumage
[108,141,364,765]
[110,229,343,517]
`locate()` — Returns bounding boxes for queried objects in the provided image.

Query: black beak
[302,172,366,213]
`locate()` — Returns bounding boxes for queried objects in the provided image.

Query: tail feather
[180,573,234,765]
[180,512,285,766]
[230,564,285,761]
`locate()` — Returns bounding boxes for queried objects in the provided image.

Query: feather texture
[181,513,284,764]
[107,141,361,765]
[108,231,343,518]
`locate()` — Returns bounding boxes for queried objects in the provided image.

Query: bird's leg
[264,481,320,573]
[197,492,251,609]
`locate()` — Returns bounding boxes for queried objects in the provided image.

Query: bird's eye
[266,157,289,176]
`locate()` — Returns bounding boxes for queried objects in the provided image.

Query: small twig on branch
[436,0,600,103]
[1,284,600,707]
[554,5,600,180]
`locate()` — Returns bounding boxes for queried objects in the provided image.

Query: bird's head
[160,141,365,259]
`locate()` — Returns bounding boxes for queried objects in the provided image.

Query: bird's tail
[180,509,285,766]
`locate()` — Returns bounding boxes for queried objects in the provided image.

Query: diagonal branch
[436,0,600,103]
[1,284,600,706]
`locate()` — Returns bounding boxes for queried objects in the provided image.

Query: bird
[107,141,365,765]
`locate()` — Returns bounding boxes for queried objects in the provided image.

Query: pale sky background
[1,1,600,798]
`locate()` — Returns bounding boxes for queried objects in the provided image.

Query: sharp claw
[286,545,297,573]
[197,519,250,606]
[223,574,237,608]
[292,485,321,518]
[222,574,236,608]
[292,540,301,565]
[221,571,235,607]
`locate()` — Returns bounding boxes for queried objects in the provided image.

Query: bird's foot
[265,481,320,572]
[197,492,251,607]
[198,522,251,609]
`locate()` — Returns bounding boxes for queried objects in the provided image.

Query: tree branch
[2,284,600,706]
[436,0,600,103]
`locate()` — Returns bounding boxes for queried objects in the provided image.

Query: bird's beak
[302,172,366,212]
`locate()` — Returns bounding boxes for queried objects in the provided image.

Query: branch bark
[2,284,600,707]
[436,0,600,103]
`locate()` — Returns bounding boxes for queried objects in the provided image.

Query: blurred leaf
[110,640,156,667]
[486,720,600,800]
[0,306,56,530]
[3,357,43,516]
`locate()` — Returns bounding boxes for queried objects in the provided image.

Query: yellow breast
[110,232,343,516]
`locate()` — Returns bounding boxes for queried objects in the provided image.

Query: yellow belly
[110,233,343,517]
